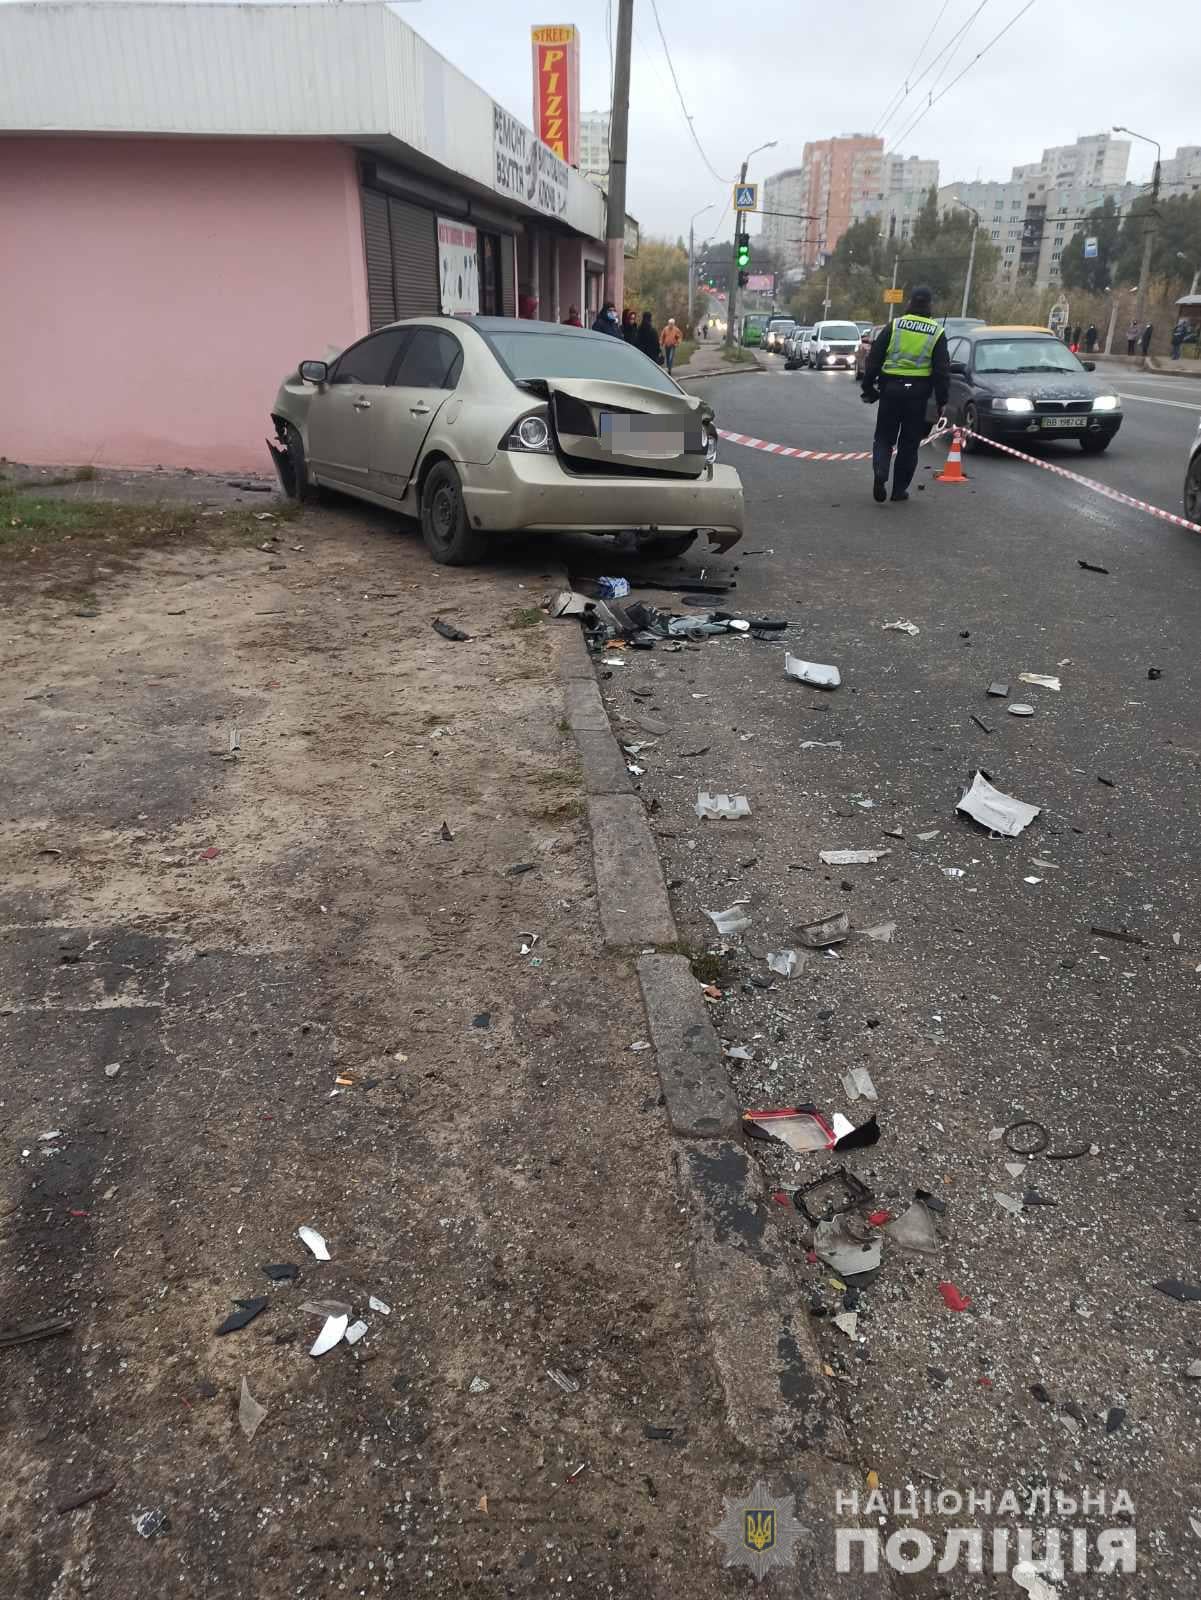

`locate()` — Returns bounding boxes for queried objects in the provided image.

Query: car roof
[968,325,1056,337]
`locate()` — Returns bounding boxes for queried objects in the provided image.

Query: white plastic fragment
[841,1068,877,1102]
[862,922,896,942]
[239,1377,267,1440]
[994,1191,1024,1216]
[957,771,1041,838]
[800,739,842,750]
[724,1044,752,1061]
[547,1367,580,1394]
[1005,1162,1027,1178]
[104,1062,121,1078]
[832,1311,859,1339]
[298,1225,331,1261]
[1019,673,1061,691]
[1024,876,1043,885]
[1013,1559,1060,1600]
[344,1320,368,1345]
[942,867,966,878]
[469,1376,490,1394]
[917,829,940,842]
[368,1296,391,1315]
[766,949,800,977]
[704,902,751,935]
[310,1313,348,1357]
[882,619,920,635]
[629,1040,652,1052]
[1007,702,1035,716]
[519,931,539,955]
[820,848,890,865]
[696,791,751,820]
[784,653,841,688]
[39,1130,63,1142]
[1186,1359,1201,1379]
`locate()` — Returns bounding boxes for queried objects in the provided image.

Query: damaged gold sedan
[269,317,744,564]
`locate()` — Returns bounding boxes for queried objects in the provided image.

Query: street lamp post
[950,196,981,318]
[725,139,777,353]
[688,203,714,332]
[1178,251,1200,296]
[1114,126,1161,336]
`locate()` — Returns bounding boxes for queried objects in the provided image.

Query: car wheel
[960,401,985,453]
[639,532,697,560]
[1185,452,1201,522]
[1079,433,1111,455]
[270,420,314,502]
[420,461,487,565]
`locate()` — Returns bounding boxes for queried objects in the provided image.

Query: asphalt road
[573,359,1201,1595]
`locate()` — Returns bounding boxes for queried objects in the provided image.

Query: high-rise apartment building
[1011,132,1130,188]
[795,134,884,267]
[1160,145,1201,196]
[578,111,610,186]
[760,166,807,268]
[850,151,940,246]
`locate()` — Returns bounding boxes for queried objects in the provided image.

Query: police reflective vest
[881,315,940,379]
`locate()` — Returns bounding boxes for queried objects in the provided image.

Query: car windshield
[484,329,679,394]
[822,323,860,341]
[774,323,796,333]
[973,338,1083,375]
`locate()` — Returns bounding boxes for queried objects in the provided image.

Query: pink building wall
[0,137,370,472]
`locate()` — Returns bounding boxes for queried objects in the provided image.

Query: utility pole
[888,256,898,323]
[724,139,778,353]
[604,0,634,311]
[1114,126,1160,337]
[823,273,831,317]
[961,223,978,318]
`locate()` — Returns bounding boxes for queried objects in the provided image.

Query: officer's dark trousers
[871,377,933,494]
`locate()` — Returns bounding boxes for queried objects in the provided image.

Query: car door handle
[353,398,372,411]
[410,402,431,415]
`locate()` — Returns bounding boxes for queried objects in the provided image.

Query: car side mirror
[299,359,329,384]
[1081,360,1096,372]
[948,360,967,375]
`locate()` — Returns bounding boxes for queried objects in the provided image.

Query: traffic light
[736,231,750,270]
[737,270,749,288]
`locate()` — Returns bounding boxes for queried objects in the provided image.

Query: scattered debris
[439,821,454,841]
[995,1191,1024,1217]
[696,791,751,820]
[1007,703,1035,717]
[472,1012,491,1029]
[957,771,1041,837]
[704,902,752,936]
[261,1263,299,1282]
[1013,1558,1060,1600]
[368,1296,392,1315]
[987,681,1010,697]
[970,714,994,734]
[133,1509,169,1540]
[644,1424,675,1440]
[216,1297,268,1336]
[800,739,842,751]
[882,620,920,635]
[1147,667,1163,680]
[1152,1280,1201,1303]
[744,1108,837,1154]
[310,1314,349,1357]
[766,949,801,977]
[55,1480,116,1515]
[1097,774,1116,788]
[819,848,891,865]
[344,1320,369,1345]
[724,1044,752,1061]
[597,576,630,599]
[469,1376,490,1394]
[1089,924,1144,946]
[519,931,539,955]
[862,921,896,942]
[795,910,850,948]
[104,1062,121,1078]
[938,1282,972,1312]
[0,1317,73,1350]
[1186,1360,1201,1379]
[841,1068,877,1102]
[629,1040,652,1052]
[942,866,966,878]
[832,1311,860,1339]
[199,846,221,861]
[785,653,841,689]
[239,1377,268,1441]
[883,1201,940,1254]
[916,830,940,842]
[815,1216,883,1280]
[679,745,711,758]
[297,1226,331,1261]
[547,1367,580,1394]
[300,1299,352,1319]
[1004,1120,1050,1155]
[1077,559,1109,574]
[1019,673,1061,691]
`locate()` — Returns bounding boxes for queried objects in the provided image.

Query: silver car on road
[269,317,744,564]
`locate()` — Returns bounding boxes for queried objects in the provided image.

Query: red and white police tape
[717,422,1201,535]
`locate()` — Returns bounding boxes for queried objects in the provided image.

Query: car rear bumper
[458,452,746,541]
[983,414,1123,443]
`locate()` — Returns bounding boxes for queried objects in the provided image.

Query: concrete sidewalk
[676,342,767,381]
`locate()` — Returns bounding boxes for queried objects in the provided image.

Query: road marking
[1115,391,1201,412]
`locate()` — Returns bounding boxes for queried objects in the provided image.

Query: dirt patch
[0,490,781,1597]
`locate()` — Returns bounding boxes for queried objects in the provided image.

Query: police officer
[861,285,949,503]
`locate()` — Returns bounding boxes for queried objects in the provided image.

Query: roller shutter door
[501,235,516,317]
[362,189,396,328]
[386,197,439,320]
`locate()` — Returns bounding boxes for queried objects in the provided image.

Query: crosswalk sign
[734,183,758,212]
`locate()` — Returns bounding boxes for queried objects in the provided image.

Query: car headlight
[501,410,552,452]
[704,422,718,464]
[993,397,1034,412]
[1092,395,1120,412]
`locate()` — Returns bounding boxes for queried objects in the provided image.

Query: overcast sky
[406,0,1193,246]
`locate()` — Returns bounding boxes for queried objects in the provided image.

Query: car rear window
[484,329,679,394]
[821,323,860,341]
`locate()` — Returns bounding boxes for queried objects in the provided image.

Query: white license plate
[1041,415,1087,429]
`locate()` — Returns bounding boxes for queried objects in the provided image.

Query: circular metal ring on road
[1003,1119,1050,1155]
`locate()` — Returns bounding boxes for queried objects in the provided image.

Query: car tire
[420,461,487,566]
[1185,452,1201,522]
[1079,434,1111,455]
[639,532,697,560]
[271,420,314,502]
[960,401,985,453]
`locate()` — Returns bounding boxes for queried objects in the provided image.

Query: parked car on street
[938,316,986,338]
[855,323,885,378]
[269,317,744,564]
[802,320,862,370]
[761,317,797,354]
[1185,417,1201,523]
[783,326,814,369]
[931,326,1123,454]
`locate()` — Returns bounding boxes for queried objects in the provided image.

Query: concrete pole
[688,221,694,330]
[1104,291,1120,356]
[889,256,898,323]
[724,160,748,354]
[960,223,978,318]
[604,0,633,311]
[1134,154,1160,336]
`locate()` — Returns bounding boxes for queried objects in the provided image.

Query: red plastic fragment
[200,846,221,861]
[938,1281,971,1312]
[771,1191,792,1206]
[867,1209,892,1226]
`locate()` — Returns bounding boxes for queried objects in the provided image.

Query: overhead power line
[889,0,1038,153]
[646,0,735,185]
[876,0,990,137]
[872,0,951,134]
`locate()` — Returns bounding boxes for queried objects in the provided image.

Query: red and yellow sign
[531,24,580,167]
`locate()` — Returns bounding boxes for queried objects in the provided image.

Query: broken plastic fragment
[1013,1560,1060,1600]
[815,1215,883,1279]
[800,739,842,750]
[344,1320,368,1345]
[882,619,920,635]
[743,1108,836,1153]
[133,1509,169,1540]
[884,1201,940,1255]
[262,1263,299,1282]
[547,1367,580,1394]
[239,1377,267,1441]
[994,1191,1024,1216]
[832,1311,859,1339]
[216,1297,268,1336]
[942,866,966,878]
[784,652,841,688]
[469,1376,490,1394]
[368,1296,391,1315]
[703,902,751,936]
[1152,1279,1201,1303]
[795,910,850,948]
[957,771,1041,837]
[1007,702,1035,717]
[300,1298,352,1319]
[862,921,896,942]
[819,848,891,865]
[938,1281,972,1312]
[695,791,751,820]
[724,1044,752,1061]
[310,1313,349,1357]
[841,1068,877,1102]
[766,948,800,977]
[987,681,1010,697]
[298,1225,330,1261]
[1019,672,1060,691]
[629,1039,652,1052]
[104,1062,121,1078]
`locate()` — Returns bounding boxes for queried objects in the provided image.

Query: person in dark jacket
[592,303,622,337]
[1084,323,1097,352]
[861,285,949,504]
[1141,321,1154,356]
[621,309,639,343]
[636,311,662,362]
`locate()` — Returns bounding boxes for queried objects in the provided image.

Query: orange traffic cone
[935,428,969,483]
